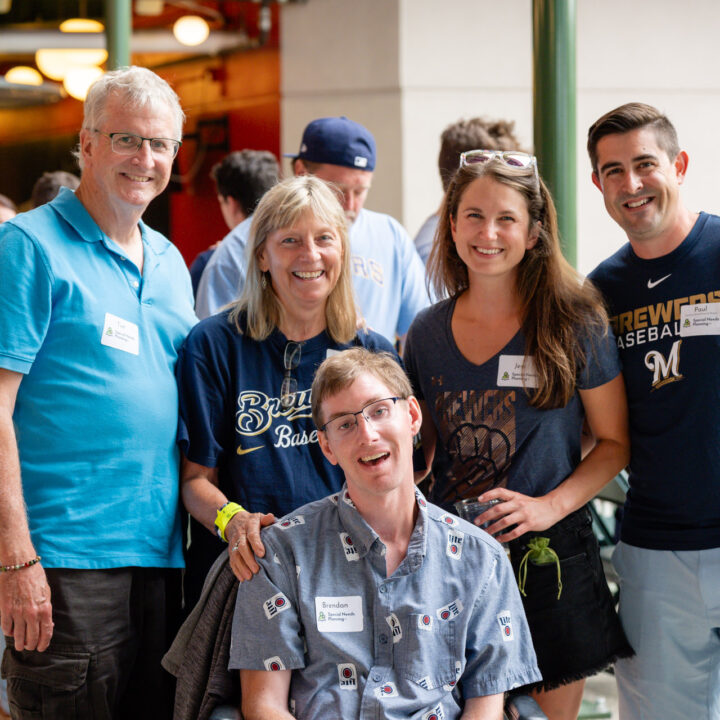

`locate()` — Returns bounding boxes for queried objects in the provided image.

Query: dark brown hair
[428,159,609,410]
[587,102,680,173]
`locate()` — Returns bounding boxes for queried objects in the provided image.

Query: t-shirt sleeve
[461,547,541,697]
[395,223,431,336]
[228,533,306,671]
[577,323,621,390]
[402,316,424,402]
[175,324,231,467]
[0,226,53,374]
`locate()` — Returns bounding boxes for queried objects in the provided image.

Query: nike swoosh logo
[647,274,671,289]
[237,445,262,456]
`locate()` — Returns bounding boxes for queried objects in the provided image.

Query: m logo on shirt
[422,705,445,720]
[278,515,305,529]
[385,613,402,643]
[263,592,290,619]
[645,339,683,390]
[374,682,398,698]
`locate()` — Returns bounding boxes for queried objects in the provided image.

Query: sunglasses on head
[459,149,539,181]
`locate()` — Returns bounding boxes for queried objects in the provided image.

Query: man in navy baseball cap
[287,116,376,224]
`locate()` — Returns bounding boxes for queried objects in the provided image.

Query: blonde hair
[428,159,609,410]
[229,176,357,343]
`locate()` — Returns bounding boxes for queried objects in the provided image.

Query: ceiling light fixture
[59,18,105,33]
[63,65,104,101]
[35,48,108,81]
[4,66,44,86]
[173,15,210,46]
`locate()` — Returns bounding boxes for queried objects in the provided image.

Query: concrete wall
[282,0,720,275]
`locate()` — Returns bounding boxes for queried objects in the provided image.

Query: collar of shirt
[50,186,170,257]
[335,484,429,575]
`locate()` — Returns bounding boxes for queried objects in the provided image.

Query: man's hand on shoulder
[0,561,53,651]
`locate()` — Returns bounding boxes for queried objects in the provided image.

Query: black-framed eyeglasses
[93,130,182,158]
[280,342,303,409]
[319,397,400,438]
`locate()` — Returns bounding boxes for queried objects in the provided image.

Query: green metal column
[533,0,577,266]
[105,0,132,70]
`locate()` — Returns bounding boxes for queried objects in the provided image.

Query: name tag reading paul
[315,596,363,633]
[101,312,139,355]
[497,355,539,388]
[679,303,720,337]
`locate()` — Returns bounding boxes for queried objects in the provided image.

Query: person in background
[196,117,429,346]
[231,347,541,720]
[414,117,526,264]
[30,170,80,208]
[0,66,196,720]
[0,194,16,224]
[404,150,632,720]
[176,176,397,612]
[587,102,720,720]
[190,149,279,298]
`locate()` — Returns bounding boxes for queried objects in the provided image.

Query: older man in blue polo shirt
[230,348,540,720]
[195,117,429,345]
[0,67,196,720]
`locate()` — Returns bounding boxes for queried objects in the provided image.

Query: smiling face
[79,93,177,213]
[592,126,688,249]
[450,175,537,285]
[317,372,421,503]
[258,211,343,318]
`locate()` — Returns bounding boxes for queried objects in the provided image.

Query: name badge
[679,303,720,337]
[497,355,538,388]
[101,312,139,355]
[315,596,363,632]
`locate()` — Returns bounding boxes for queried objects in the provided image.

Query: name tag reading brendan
[101,312,139,355]
[497,355,539,388]
[315,596,363,633]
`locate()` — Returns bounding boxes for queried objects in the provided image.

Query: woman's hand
[474,488,563,544]
[226,510,276,582]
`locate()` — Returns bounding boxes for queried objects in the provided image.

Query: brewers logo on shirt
[422,704,446,720]
[439,513,458,527]
[497,610,514,641]
[329,493,340,504]
[418,613,434,631]
[263,656,285,671]
[263,592,291,619]
[342,490,356,508]
[339,532,360,561]
[385,613,402,643]
[337,662,358,690]
[417,675,432,690]
[436,598,463,621]
[446,529,465,560]
[278,515,305,530]
[374,682,398,698]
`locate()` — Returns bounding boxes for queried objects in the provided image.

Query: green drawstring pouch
[517,536,563,600]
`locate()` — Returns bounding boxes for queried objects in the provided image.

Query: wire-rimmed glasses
[93,130,182,158]
[319,397,400,439]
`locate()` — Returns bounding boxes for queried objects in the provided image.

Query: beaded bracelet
[0,556,41,573]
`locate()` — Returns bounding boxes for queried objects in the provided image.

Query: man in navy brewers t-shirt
[587,102,720,720]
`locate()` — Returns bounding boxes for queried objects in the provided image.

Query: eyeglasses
[280,342,303,409]
[319,397,400,438]
[459,149,538,180]
[93,130,182,158]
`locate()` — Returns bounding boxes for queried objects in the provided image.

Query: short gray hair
[75,66,184,167]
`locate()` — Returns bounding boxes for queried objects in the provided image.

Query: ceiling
[0,0,298,107]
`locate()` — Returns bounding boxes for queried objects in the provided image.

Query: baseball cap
[285,116,376,171]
